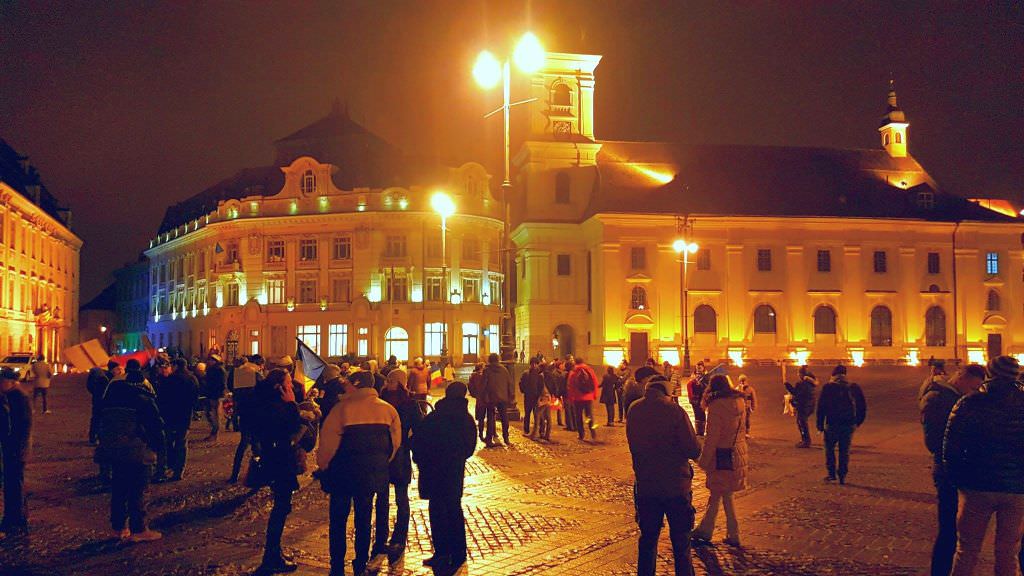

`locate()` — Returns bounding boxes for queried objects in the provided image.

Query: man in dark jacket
[480,353,514,447]
[943,355,1024,575]
[519,360,545,435]
[919,364,984,576]
[94,367,165,542]
[816,365,867,484]
[378,374,423,556]
[0,367,32,536]
[785,365,817,448]
[626,375,701,576]
[154,358,200,482]
[203,354,227,440]
[87,366,111,444]
[411,382,477,571]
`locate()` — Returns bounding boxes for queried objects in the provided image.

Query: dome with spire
[880,79,907,128]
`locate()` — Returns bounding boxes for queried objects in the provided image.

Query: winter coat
[686,374,708,408]
[0,386,32,463]
[943,378,1024,494]
[553,370,568,397]
[519,368,546,402]
[815,376,867,431]
[203,363,227,399]
[599,373,619,405]
[252,387,305,491]
[738,383,757,411]
[626,387,701,498]
[785,376,817,417]
[94,375,164,466]
[87,367,110,411]
[154,370,200,431]
[381,387,423,486]
[411,396,477,500]
[231,361,260,391]
[467,371,483,398]
[919,378,962,476]
[29,360,52,389]
[407,366,431,395]
[318,377,346,421]
[542,369,559,396]
[480,363,514,405]
[567,364,599,403]
[698,392,749,492]
[317,387,401,496]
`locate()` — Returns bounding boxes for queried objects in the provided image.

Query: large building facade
[144,108,504,364]
[511,53,1024,367]
[0,139,81,361]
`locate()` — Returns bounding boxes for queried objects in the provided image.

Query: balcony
[215,260,242,274]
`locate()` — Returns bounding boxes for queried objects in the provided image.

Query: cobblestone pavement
[0,365,998,575]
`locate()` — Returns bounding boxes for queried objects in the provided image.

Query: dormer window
[301,170,317,195]
[917,191,935,210]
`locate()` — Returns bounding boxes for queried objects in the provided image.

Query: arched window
[753,304,777,334]
[884,133,891,146]
[987,289,1001,311]
[926,307,946,347]
[895,132,902,144]
[870,306,893,347]
[555,171,570,204]
[553,83,571,106]
[630,286,647,310]
[384,326,409,362]
[301,170,316,195]
[813,305,837,335]
[693,305,717,334]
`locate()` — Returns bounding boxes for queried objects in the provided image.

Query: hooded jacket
[919,377,961,475]
[318,387,401,495]
[944,378,1024,494]
[94,373,164,465]
[380,386,423,485]
[567,363,599,403]
[480,363,514,404]
[698,391,749,492]
[816,375,867,431]
[411,396,477,499]
[626,387,701,498]
[155,368,200,431]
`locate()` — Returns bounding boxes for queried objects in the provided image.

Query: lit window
[873,251,887,273]
[385,326,409,362]
[424,322,447,356]
[297,324,321,355]
[462,323,480,356]
[817,250,831,273]
[757,249,772,272]
[226,283,239,306]
[630,286,647,310]
[557,254,571,276]
[630,247,646,270]
[328,324,348,357]
[332,237,352,260]
[266,240,285,263]
[753,305,776,334]
[488,278,500,306]
[299,239,318,262]
[425,276,443,302]
[300,170,316,195]
[266,279,285,304]
[986,251,999,275]
[462,276,480,303]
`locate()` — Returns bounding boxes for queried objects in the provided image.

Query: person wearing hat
[815,364,867,484]
[0,366,32,536]
[686,362,709,436]
[202,354,227,441]
[315,363,346,421]
[626,374,701,576]
[153,358,199,483]
[944,355,1024,575]
[411,381,477,571]
[318,370,401,576]
[377,364,423,557]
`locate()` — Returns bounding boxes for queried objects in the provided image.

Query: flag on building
[295,337,326,387]
[215,242,224,254]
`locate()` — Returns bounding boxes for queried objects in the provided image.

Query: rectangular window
[331,278,351,303]
[462,276,480,303]
[357,327,369,357]
[266,278,285,304]
[226,283,239,306]
[630,247,646,270]
[696,248,711,271]
[328,324,348,357]
[986,251,999,275]
[227,244,239,264]
[462,238,480,261]
[927,252,940,275]
[332,236,352,261]
[198,251,206,274]
[488,323,500,354]
[757,249,772,272]
[873,250,887,273]
[297,324,321,355]
[298,279,317,303]
[266,240,285,263]
[386,275,408,302]
[488,279,500,306]
[198,286,207,309]
[817,249,831,272]
[424,322,446,356]
[385,235,407,258]
[426,236,442,258]
[299,239,318,262]
[425,275,443,302]
[557,254,571,276]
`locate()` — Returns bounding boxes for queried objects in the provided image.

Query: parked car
[0,353,35,378]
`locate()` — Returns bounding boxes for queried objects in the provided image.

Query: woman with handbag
[691,374,748,547]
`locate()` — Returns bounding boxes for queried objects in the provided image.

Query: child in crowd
[531,382,553,441]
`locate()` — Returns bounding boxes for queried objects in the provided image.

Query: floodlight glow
[431,192,456,219]
[473,50,502,89]
[514,32,545,73]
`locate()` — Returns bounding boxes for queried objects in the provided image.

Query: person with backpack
[0,367,33,537]
[686,362,709,436]
[816,365,867,484]
[567,357,599,441]
[519,360,546,436]
[786,365,818,448]
[93,364,164,543]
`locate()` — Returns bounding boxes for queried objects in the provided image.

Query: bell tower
[525,52,602,142]
[879,79,909,158]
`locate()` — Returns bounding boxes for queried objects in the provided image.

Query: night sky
[1,1,1021,302]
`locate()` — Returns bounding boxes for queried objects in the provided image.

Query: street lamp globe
[431,191,456,219]
[513,32,545,73]
[672,239,687,253]
[687,241,699,254]
[473,50,502,89]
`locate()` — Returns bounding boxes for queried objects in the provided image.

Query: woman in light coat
[692,374,749,547]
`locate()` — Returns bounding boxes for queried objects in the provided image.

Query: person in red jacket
[567,357,599,441]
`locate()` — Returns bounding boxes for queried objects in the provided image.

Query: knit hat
[832,364,847,376]
[322,364,342,381]
[446,381,468,398]
[634,366,658,383]
[987,355,1020,381]
[386,368,408,388]
[645,375,669,395]
[350,371,375,389]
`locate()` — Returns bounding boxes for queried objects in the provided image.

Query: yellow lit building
[0,139,82,361]
[145,107,504,364]
[511,52,1024,367]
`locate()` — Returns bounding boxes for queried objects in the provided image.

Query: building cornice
[0,182,82,248]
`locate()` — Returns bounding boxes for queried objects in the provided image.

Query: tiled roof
[0,138,71,227]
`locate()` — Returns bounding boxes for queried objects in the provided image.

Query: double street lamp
[431,191,456,360]
[673,238,700,370]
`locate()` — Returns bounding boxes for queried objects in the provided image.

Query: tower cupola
[879,79,909,158]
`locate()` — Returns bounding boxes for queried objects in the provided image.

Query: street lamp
[432,192,456,360]
[673,238,699,370]
[474,32,545,366]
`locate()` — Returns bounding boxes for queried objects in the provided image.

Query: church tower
[879,80,909,158]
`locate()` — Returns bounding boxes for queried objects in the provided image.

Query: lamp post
[673,238,699,370]
[431,192,456,360]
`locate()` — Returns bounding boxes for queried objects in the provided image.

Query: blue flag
[295,337,326,385]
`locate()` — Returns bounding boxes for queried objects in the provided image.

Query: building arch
[925,306,947,347]
[986,289,1001,311]
[385,326,409,362]
[813,305,837,335]
[753,304,777,334]
[552,324,575,356]
[552,82,572,106]
[693,304,717,334]
[630,286,648,310]
[870,305,893,346]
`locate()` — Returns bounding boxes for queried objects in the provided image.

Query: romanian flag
[430,363,444,387]
[295,337,326,389]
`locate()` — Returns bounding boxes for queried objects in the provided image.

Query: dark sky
[2,1,1022,302]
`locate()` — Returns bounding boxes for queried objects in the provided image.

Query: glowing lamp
[450,290,463,305]
[789,349,810,366]
[603,349,626,368]
[99,325,107,333]
[473,50,502,89]
[728,348,745,368]
[967,348,986,364]
[431,191,456,219]
[672,239,699,254]
[905,349,921,367]
[513,32,545,73]
[660,349,681,366]
[850,348,865,368]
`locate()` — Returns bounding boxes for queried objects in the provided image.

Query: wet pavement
[0,365,993,575]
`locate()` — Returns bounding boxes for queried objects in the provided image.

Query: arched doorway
[552,324,575,358]
[384,327,409,362]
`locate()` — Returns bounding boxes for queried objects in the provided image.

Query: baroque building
[0,139,81,361]
[145,106,504,364]
[511,53,1023,367]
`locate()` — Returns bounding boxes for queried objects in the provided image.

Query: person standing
[87,366,111,444]
[228,354,262,484]
[736,374,757,438]
[93,365,164,543]
[615,362,630,422]
[626,375,701,576]
[407,358,430,402]
[318,371,401,576]
[554,361,570,430]
[467,363,486,441]
[920,364,985,576]
[411,382,477,571]
[816,365,867,484]
[28,355,53,414]
[786,365,817,448]
[480,353,514,447]
[686,362,708,436]
[519,360,545,435]
[600,366,619,426]
[531,380,553,441]
[944,356,1024,576]
[154,358,199,482]
[567,358,599,441]
[203,354,227,441]
[691,375,748,546]
[0,367,33,536]
[253,369,305,574]
[378,371,423,557]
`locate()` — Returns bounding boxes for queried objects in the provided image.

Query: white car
[0,353,35,378]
